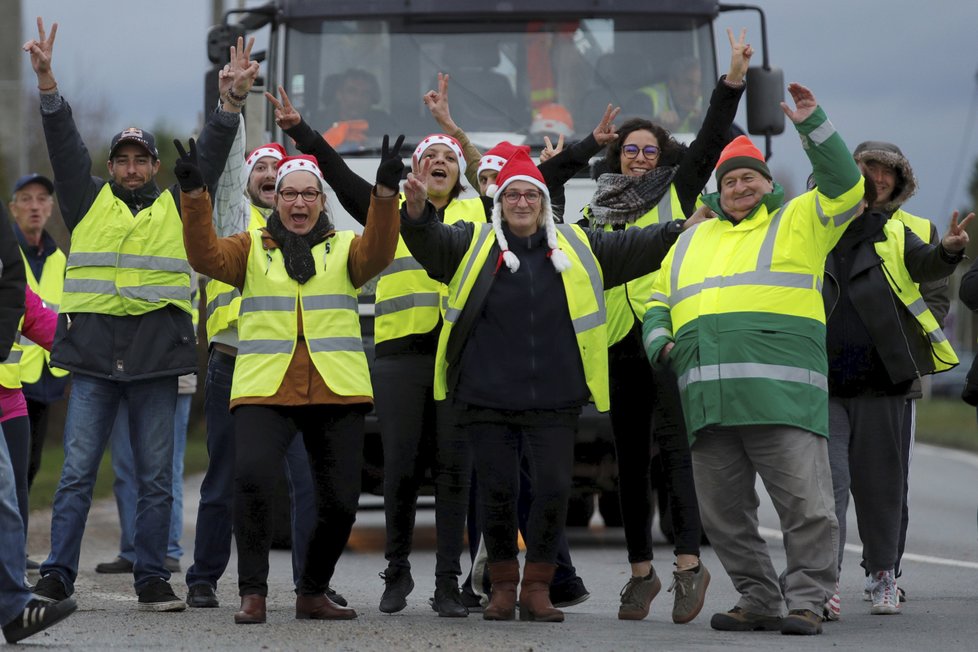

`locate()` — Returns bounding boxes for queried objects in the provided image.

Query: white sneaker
[869,570,900,615]
[823,580,841,621]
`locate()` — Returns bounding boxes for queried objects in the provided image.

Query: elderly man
[24,18,247,610]
[643,83,864,636]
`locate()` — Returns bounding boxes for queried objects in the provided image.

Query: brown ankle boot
[483,559,520,621]
[234,594,266,624]
[519,562,564,622]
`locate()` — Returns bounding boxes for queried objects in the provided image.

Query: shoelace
[619,576,645,600]
[667,575,686,598]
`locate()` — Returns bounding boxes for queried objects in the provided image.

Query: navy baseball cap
[109,127,159,159]
[13,173,54,195]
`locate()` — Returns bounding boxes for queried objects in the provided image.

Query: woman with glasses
[399,149,708,623]
[174,139,402,624]
[583,29,752,625]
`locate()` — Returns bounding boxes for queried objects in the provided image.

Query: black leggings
[233,404,364,596]
[1,415,30,532]
[609,330,701,562]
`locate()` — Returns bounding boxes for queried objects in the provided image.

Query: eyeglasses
[622,144,660,159]
[278,189,322,203]
[501,190,542,205]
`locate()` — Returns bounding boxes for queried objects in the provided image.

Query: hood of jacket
[853,140,917,213]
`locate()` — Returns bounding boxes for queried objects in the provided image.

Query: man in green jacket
[643,83,865,636]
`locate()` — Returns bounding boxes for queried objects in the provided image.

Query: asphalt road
[23,443,978,651]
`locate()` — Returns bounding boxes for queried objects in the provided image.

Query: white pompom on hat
[413,134,465,170]
[487,149,570,274]
[275,155,326,190]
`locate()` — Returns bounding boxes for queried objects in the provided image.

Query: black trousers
[608,331,701,562]
[373,353,470,579]
[26,398,53,489]
[233,404,364,596]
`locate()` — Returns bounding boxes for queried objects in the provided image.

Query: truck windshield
[282,15,717,154]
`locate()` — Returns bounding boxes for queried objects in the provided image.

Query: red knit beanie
[715,135,771,184]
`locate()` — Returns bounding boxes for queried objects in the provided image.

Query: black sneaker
[326,586,348,607]
[2,598,77,644]
[95,556,134,574]
[710,606,783,631]
[459,586,485,612]
[431,578,468,618]
[165,557,181,573]
[25,557,40,571]
[137,578,187,612]
[378,567,414,613]
[33,574,70,603]
[186,583,219,608]
[550,576,591,608]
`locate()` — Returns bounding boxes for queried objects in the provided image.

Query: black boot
[431,578,468,618]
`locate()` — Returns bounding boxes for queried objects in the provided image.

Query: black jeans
[233,404,363,596]
[373,353,470,579]
[466,411,575,564]
[609,331,701,562]
[26,398,52,490]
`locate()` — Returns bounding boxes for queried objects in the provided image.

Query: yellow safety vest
[61,185,192,316]
[19,247,69,383]
[636,83,698,133]
[875,220,958,372]
[434,223,611,410]
[0,318,25,389]
[231,229,371,400]
[205,205,267,342]
[375,197,485,344]
[590,186,682,345]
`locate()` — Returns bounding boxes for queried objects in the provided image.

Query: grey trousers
[692,424,838,616]
[827,395,906,573]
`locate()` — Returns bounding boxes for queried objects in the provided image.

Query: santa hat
[244,143,286,181]
[486,150,570,274]
[275,155,326,190]
[413,134,464,171]
[715,135,771,184]
[477,141,530,178]
[530,103,575,138]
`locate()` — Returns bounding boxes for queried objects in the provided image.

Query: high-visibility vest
[875,220,958,372]
[374,196,485,345]
[231,229,371,400]
[205,204,267,342]
[0,318,25,389]
[61,185,192,316]
[636,83,698,132]
[19,247,69,383]
[589,186,682,345]
[434,223,611,410]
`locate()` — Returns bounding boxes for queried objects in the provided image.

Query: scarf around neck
[264,211,332,284]
[589,166,677,226]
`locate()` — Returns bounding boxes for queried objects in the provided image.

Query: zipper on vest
[879,258,902,293]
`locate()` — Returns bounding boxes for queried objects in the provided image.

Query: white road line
[915,443,978,469]
[758,526,978,570]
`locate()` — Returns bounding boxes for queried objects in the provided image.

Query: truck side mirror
[746,66,785,136]
[207,24,246,64]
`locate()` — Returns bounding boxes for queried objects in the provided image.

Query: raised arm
[672,28,750,215]
[267,86,373,224]
[537,104,620,189]
[211,108,249,236]
[423,73,483,189]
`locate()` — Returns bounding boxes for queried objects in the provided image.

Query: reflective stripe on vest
[433,223,610,410]
[61,185,191,316]
[19,247,69,382]
[0,320,26,389]
[374,196,486,344]
[231,229,371,400]
[875,221,958,372]
[205,204,267,342]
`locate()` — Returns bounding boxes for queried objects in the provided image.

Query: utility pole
[0,0,24,188]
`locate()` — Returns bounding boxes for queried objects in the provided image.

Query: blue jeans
[41,373,177,593]
[0,424,31,624]
[186,349,315,589]
[110,394,191,562]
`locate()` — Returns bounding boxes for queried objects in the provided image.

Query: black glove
[375,134,406,191]
[173,138,204,193]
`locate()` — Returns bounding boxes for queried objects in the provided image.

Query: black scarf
[589,166,678,226]
[264,211,333,284]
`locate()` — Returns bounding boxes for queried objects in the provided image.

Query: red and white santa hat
[244,142,286,180]
[486,149,570,274]
[275,155,326,190]
[477,140,530,177]
[530,103,575,139]
[413,134,465,170]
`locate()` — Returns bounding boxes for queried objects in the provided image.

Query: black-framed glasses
[501,190,543,205]
[622,144,660,159]
[278,189,322,203]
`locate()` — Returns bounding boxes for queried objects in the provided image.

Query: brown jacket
[181,189,398,409]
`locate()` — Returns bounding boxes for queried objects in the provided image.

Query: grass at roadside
[912,398,978,453]
[28,421,210,512]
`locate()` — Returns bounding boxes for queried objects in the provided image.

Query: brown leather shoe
[483,560,520,621]
[518,562,564,623]
[234,594,266,624]
[296,593,357,620]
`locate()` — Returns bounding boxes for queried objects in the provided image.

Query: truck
[206,0,784,524]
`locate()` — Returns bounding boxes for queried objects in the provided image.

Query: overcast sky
[20,0,978,221]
